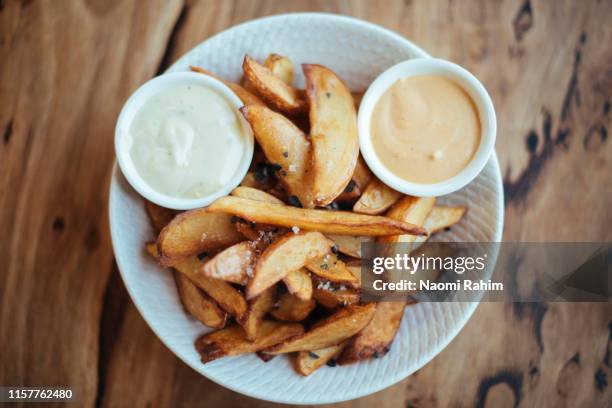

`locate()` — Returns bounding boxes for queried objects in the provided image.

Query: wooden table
[1,1,610,406]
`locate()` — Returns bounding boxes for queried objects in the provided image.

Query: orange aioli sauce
[371,75,481,184]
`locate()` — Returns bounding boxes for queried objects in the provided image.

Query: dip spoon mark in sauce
[125,83,246,199]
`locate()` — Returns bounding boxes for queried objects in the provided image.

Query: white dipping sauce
[126,83,245,199]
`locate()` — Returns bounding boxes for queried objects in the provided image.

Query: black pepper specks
[254,163,270,183]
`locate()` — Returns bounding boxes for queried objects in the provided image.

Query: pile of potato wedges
[143,54,467,375]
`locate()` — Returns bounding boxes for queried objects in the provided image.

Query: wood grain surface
[1,1,610,407]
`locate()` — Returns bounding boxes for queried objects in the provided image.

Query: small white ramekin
[358,58,496,197]
[115,72,254,210]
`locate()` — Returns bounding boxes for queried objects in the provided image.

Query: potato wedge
[231,186,284,205]
[233,217,284,243]
[334,155,373,204]
[353,155,374,191]
[234,220,260,241]
[201,241,255,285]
[334,179,362,204]
[145,201,176,232]
[295,342,347,376]
[247,231,332,299]
[190,65,264,106]
[305,253,359,287]
[209,196,427,237]
[282,268,313,300]
[174,272,227,329]
[326,234,371,258]
[270,292,316,322]
[345,260,362,284]
[304,64,359,206]
[157,208,244,264]
[196,321,304,363]
[145,243,248,319]
[237,287,276,341]
[339,301,407,364]
[265,303,376,354]
[424,205,467,234]
[378,196,436,243]
[264,53,294,85]
[242,55,306,114]
[353,178,402,215]
[312,284,360,309]
[240,105,314,208]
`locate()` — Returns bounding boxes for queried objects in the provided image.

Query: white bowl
[109,13,504,404]
[114,71,254,210]
[358,58,497,197]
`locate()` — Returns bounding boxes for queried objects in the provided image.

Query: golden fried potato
[335,155,374,203]
[240,105,314,208]
[424,205,467,234]
[326,234,371,258]
[304,64,359,206]
[196,321,304,363]
[270,292,316,322]
[294,342,347,376]
[353,155,374,191]
[247,231,332,299]
[145,201,176,232]
[378,196,436,243]
[208,196,428,237]
[145,243,248,319]
[339,302,406,364]
[312,284,360,309]
[234,221,260,241]
[156,208,244,265]
[345,259,362,284]
[190,65,264,106]
[334,179,362,204]
[264,53,294,85]
[174,272,227,329]
[353,178,402,215]
[265,303,376,354]
[231,186,284,205]
[201,241,255,285]
[237,287,276,341]
[305,253,359,287]
[242,55,306,114]
[282,268,313,300]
